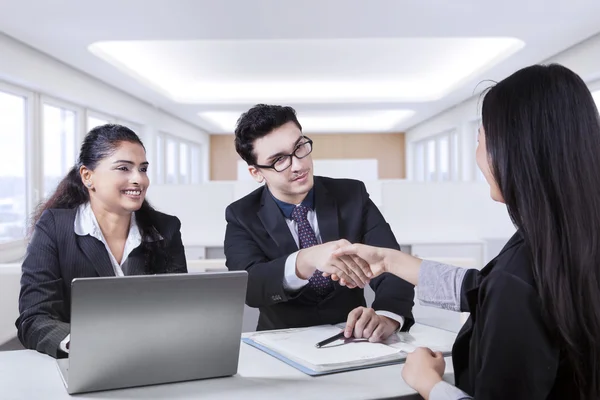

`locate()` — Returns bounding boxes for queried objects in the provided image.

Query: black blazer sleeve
[16,210,70,358]
[358,183,416,330]
[164,216,187,273]
[469,271,558,399]
[224,206,304,308]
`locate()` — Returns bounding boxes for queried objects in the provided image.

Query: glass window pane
[190,145,201,184]
[451,132,459,181]
[156,134,164,184]
[426,139,436,182]
[43,104,77,198]
[475,121,486,181]
[179,142,190,184]
[414,143,425,181]
[166,138,177,184]
[87,116,109,131]
[438,136,449,182]
[0,91,27,243]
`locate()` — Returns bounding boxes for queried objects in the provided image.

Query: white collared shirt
[74,202,142,276]
[60,202,142,353]
[282,207,404,330]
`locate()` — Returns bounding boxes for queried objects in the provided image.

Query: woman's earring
[86,183,92,188]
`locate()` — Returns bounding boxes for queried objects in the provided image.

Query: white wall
[146,180,514,249]
[405,32,600,179]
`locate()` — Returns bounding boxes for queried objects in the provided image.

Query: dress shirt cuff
[59,334,70,354]
[429,380,473,400]
[374,311,404,331]
[283,251,309,291]
[417,260,469,312]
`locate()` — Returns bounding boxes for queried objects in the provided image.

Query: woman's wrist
[383,249,422,286]
[416,374,443,400]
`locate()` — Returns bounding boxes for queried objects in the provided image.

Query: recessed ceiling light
[89,37,525,104]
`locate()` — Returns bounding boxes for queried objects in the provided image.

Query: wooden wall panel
[210,133,405,181]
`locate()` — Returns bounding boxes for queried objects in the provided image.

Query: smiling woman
[17,124,188,358]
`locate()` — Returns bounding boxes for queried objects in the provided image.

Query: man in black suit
[224,104,414,341]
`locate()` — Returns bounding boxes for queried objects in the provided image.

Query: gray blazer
[16,207,187,358]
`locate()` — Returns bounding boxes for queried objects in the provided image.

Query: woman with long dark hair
[333,64,600,399]
[17,124,187,358]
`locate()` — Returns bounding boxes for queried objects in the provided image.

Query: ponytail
[30,166,89,233]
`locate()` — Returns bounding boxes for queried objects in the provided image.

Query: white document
[249,323,456,373]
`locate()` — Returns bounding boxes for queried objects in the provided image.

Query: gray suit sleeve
[417,260,471,312]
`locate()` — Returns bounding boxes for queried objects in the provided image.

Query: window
[426,140,436,181]
[0,91,27,243]
[451,131,459,180]
[87,111,114,132]
[43,104,77,198]
[166,137,178,184]
[190,144,202,184]
[472,119,486,182]
[413,129,459,182]
[156,134,165,184]
[155,132,203,185]
[179,142,190,184]
[413,142,425,181]
[438,135,449,181]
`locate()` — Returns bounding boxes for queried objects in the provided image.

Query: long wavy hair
[482,63,600,398]
[32,124,172,273]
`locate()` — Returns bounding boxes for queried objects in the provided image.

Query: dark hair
[32,124,171,274]
[234,104,303,164]
[482,63,600,398]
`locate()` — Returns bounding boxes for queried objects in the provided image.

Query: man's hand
[296,239,372,288]
[344,307,400,343]
[401,347,445,399]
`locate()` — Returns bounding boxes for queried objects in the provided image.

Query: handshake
[295,239,390,289]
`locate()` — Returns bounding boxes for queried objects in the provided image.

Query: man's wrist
[296,249,316,279]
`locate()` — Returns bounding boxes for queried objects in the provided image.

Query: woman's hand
[333,243,389,276]
[327,243,422,287]
[402,347,445,399]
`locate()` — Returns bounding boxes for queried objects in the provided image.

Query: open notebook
[243,323,456,376]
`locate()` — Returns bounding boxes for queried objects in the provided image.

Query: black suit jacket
[224,176,414,331]
[453,231,576,399]
[16,207,187,358]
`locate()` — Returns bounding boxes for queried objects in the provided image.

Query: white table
[0,341,455,400]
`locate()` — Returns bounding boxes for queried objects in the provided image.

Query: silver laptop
[57,271,248,394]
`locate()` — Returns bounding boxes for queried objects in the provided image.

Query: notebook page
[251,326,402,370]
[386,323,456,353]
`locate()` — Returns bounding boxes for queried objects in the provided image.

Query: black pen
[315,331,347,348]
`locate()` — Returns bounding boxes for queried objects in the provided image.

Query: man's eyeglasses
[254,138,313,172]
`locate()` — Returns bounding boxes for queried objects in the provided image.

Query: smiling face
[248,121,314,204]
[80,140,150,215]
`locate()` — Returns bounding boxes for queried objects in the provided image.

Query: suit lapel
[314,178,340,244]
[257,188,299,256]
[122,250,146,276]
[76,235,115,277]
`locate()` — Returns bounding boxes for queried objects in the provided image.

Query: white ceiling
[1,0,600,134]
